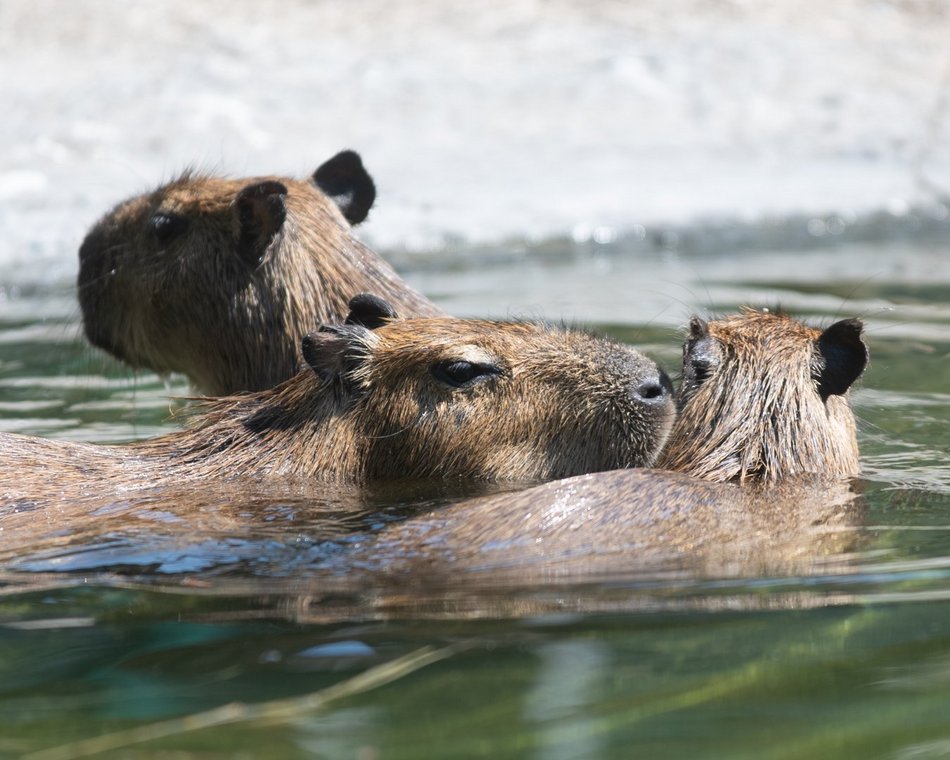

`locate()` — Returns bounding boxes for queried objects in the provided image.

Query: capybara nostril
[638,381,664,401]
[636,369,673,402]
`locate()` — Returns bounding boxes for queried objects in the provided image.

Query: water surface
[1,236,948,758]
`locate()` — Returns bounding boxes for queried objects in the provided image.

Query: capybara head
[77,151,439,395]
[657,309,867,483]
[166,295,676,484]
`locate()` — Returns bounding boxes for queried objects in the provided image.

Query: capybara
[331,310,869,582]
[0,295,675,508]
[656,309,866,482]
[0,311,867,602]
[78,151,441,395]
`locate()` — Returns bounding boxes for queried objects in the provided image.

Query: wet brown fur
[657,309,862,482]
[1,311,867,593]
[0,317,674,506]
[78,159,441,395]
[326,310,869,582]
[340,470,863,584]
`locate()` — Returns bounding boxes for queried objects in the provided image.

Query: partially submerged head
[171,294,676,484]
[658,309,867,482]
[300,295,677,482]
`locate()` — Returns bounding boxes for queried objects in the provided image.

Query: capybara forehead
[369,319,611,353]
[708,309,821,353]
[150,173,320,216]
[368,319,543,363]
[365,318,643,375]
[155,174,239,214]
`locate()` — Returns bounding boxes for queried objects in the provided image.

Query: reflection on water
[524,640,610,760]
[0,237,948,756]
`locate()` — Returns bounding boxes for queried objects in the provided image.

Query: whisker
[365,424,414,441]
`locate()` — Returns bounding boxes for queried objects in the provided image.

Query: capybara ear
[345,293,398,330]
[312,150,376,225]
[301,328,349,383]
[682,315,720,389]
[815,318,868,401]
[235,180,288,268]
[687,316,709,341]
[301,325,372,387]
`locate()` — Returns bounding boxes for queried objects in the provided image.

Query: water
[0,233,948,758]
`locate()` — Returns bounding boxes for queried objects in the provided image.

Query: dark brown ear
[301,325,371,386]
[235,181,287,268]
[681,315,720,391]
[312,150,376,225]
[815,318,868,401]
[345,293,398,330]
[687,316,709,341]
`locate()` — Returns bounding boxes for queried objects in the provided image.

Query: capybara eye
[431,360,501,388]
[148,213,189,246]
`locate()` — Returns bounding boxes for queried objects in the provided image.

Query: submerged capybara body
[0,297,674,507]
[341,470,862,585]
[336,310,869,581]
[78,151,441,395]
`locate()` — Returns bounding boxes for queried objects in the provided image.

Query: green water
[1,239,949,758]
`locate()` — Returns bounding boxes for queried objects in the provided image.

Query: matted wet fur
[78,151,441,395]
[657,309,866,482]
[0,299,675,506]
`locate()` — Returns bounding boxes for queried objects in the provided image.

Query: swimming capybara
[0,295,675,508]
[78,151,441,395]
[656,309,865,482]
[332,309,869,582]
